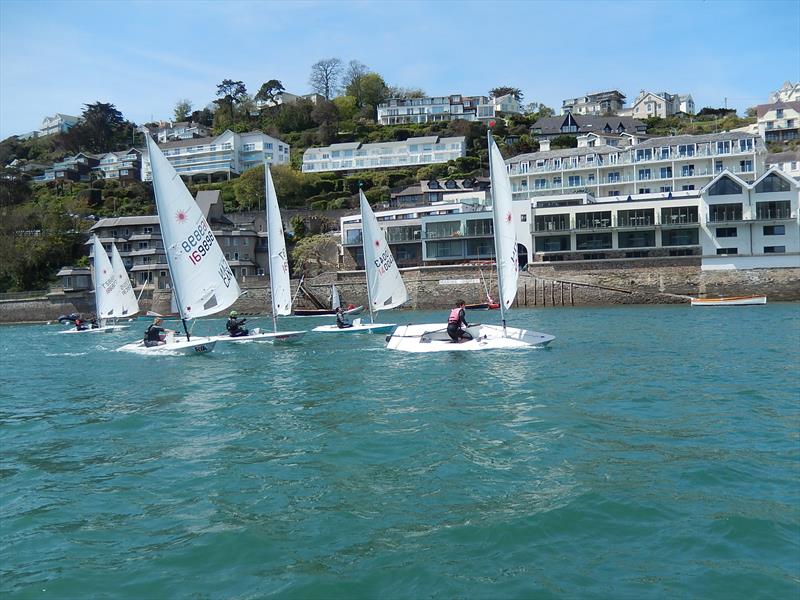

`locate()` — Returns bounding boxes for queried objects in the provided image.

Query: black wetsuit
[226,317,248,337]
[144,324,165,347]
[336,312,352,329]
[447,307,473,342]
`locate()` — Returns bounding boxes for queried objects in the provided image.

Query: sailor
[447,299,473,343]
[335,307,352,329]
[74,316,88,331]
[226,310,249,337]
[143,317,170,347]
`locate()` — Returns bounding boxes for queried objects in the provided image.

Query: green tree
[490,86,523,102]
[255,79,285,105]
[215,79,247,121]
[359,73,389,113]
[311,100,339,145]
[174,99,193,122]
[551,134,578,149]
[274,99,315,133]
[343,60,369,105]
[333,95,358,122]
[232,166,265,211]
[291,233,338,276]
[68,102,128,153]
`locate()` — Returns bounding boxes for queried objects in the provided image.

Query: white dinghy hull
[116,334,216,355]
[208,328,306,344]
[60,325,127,334]
[312,318,396,335]
[386,323,555,353]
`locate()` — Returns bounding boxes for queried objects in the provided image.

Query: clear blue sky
[1,0,798,140]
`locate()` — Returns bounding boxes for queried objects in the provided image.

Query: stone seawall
[2,263,798,323]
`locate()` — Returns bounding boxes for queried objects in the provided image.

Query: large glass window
[535,235,570,252]
[715,227,737,238]
[345,229,362,245]
[425,221,461,239]
[464,219,493,237]
[618,230,655,248]
[764,225,786,236]
[618,208,655,227]
[534,214,570,232]
[764,246,786,253]
[465,239,494,257]
[708,203,742,221]
[662,229,699,246]
[427,240,463,259]
[708,177,742,196]
[576,233,612,250]
[755,173,791,193]
[575,211,612,229]
[756,201,791,219]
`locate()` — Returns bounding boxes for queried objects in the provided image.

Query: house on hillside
[530,113,647,140]
[561,90,626,116]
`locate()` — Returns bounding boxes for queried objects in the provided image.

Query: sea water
[1,304,798,599]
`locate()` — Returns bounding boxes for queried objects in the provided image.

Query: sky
[1,0,799,140]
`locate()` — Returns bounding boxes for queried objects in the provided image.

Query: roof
[304,135,466,156]
[766,150,800,164]
[531,114,646,136]
[756,100,800,118]
[91,216,160,229]
[633,131,756,150]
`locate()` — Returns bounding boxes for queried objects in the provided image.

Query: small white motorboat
[690,295,767,306]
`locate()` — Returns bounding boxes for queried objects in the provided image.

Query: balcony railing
[708,212,743,222]
[755,208,793,219]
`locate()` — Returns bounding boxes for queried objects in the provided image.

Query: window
[681,165,695,177]
[678,144,695,157]
[709,203,742,221]
[608,172,620,182]
[660,186,672,193]
[568,175,582,187]
[662,229,699,246]
[776,109,784,118]
[755,173,791,193]
[660,167,672,179]
[716,248,738,255]
[715,227,737,238]
[739,160,753,172]
[756,201,791,219]
[520,214,527,222]
[143,227,153,234]
[763,225,785,235]
[618,231,655,248]
[708,177,742,196]
[681,185,695,191]
[716,141,731,154]
[715,160,723,173]
[138,241,148,249]
[638,168,651,180]
[638,188,651,194]
[764,246,786,253]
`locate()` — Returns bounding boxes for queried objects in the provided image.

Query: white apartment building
[376,94,520,126]
[769,81,800,103]
[622,90,694,119]
[561,90,626,116]
[40,113,80,136]
[340,201,496,268]
[142,121,213,143]
[302,136,465,173]
[526,168,799,271]
[766,151,800,179]
[756,101,799,144]
[141,130,290,181]
[507,131,764,201]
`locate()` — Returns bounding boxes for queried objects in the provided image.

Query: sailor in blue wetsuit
[447,299,473,343]
[143,317,170,347]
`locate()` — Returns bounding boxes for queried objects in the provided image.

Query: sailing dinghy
[386,132,555,352]
[117,136,240,355]
[209,164,305,344]
[60,236,138,334]
[313,190,407,334]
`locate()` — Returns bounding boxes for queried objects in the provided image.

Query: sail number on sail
[374,246,395,275]
[182,221,217,266]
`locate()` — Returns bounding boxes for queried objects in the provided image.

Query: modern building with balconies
[756,101,800,143]
[526,168,798,270]
[302,136,465,173]
[376,94,520,126]
[141,130,290,182]
[561,90,626,116]
[508,131,765,202]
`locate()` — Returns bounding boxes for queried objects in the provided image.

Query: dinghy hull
[386,323,554,353]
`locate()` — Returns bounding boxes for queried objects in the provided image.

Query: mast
[488,127,508,336]
[359,184,375,324]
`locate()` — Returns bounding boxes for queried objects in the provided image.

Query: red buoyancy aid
[448,307,462,324]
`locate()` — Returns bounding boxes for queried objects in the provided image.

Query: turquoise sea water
[1,304,799,599]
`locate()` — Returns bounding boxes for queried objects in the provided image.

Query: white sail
[265,165,292,316]
[489,136,519,310]
[110,243,139,317]
[360,190,408,312]
[92,235,118,320]
[145,136,241,320]
[330,285,341,310]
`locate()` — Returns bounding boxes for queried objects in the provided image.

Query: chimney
[539,139,551,152]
